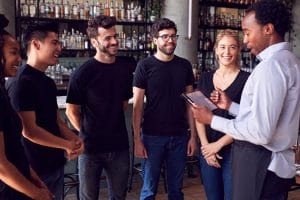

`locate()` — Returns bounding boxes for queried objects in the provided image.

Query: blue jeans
[40,167,64,200]
[140,134,189,200]
[78,149,129,200]
[199,147,232,200]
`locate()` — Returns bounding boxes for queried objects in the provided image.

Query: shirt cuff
[228,102,239,117]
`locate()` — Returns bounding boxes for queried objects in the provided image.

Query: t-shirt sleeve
[133,61,146,89]
[10,78,36,111]
[66,70,85,105]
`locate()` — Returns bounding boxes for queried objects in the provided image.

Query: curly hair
[150,18,177,38]
[86,15,116,39]
[246,0,292,39]
[0,14,10,87]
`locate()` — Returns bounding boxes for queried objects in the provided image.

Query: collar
[257,42,291,62]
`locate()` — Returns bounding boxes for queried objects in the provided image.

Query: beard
[98,43,118,57]
[158,44,176,56]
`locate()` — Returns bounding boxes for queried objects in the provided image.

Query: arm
[65,103,81,132]
[195,121,220,168]
[18,111,78,156]
[212,63,287,145]
[185,85,197,156]
[0,133,52,200]
[57,112,84,159]
[132,87,147,158]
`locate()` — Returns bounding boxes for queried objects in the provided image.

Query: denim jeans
[140,133,189,200]
[78,149,129,200]
[199,147,232,200]
[39,167,64,200]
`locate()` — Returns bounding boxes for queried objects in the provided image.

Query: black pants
[260,171,295,200]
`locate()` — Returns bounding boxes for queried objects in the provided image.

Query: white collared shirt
[212,42,300,178]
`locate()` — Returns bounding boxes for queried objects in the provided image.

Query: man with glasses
[65,15,134,200]
[133,18,196,200]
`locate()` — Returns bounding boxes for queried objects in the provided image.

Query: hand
[201,142,223,159]
[191,104,213,125]
[205,154,221,168]
[210,89,231,110]
[65,139,83,159]
[134,139,148,158]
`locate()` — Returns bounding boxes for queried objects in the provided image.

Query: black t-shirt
[133,55,194,136]
[66,57,133,154]
[0,86,31,199]
[197,70,250,149]
[7,65,65,175]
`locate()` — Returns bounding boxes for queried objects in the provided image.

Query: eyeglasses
[157,34,179,42]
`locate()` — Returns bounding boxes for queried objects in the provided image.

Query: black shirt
[67,57,133,154]
[7,65,65,175]
[197,70,250,146]
[133,55,194,136]
[0,86,31,199]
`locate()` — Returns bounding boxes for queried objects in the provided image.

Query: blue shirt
[212,42,300,178]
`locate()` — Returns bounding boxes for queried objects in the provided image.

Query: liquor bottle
[109,0,115,17]
[49,0,55,18]
[54,0,60,18]
[29,0,37,17]
[40,0,46,17]
[84,1,90,19]
[21,0,29,17]
[72,1,79,19]
[119,3,125,21]
[64,1,70,19]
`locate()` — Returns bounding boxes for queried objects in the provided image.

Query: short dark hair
[23,22,59,52]
[151,18,177,38]
[246,0,292,39]
[86,15,116,39]
[0,14,10,86]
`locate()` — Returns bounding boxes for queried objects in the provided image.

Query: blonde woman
[196,29,249,200]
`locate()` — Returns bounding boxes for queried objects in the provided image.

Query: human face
[37,32,61,66]
[95,26,118,57]
[215,35,239,67]
[2,35,21,77]
[242,12,269,56]
[154,28,177,56]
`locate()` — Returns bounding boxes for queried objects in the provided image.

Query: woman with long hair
[196,29,250,200]
[0,14,52,200]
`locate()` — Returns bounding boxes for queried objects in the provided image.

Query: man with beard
[133,18,196,200]
[65,15,133,200]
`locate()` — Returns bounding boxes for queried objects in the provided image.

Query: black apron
[231,140,272,200]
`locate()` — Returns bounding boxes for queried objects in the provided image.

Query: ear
[32,40,40,50]
[264,23,274,35]
[90,38,99,48]
[153,37,158,46]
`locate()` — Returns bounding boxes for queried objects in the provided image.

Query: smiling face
[153,28,177,56]
[2,35,21,77]
[215,35,239,67]
[93,26,118,57]
[36,32,61,66]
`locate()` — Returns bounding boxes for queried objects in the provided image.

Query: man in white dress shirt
[191,0,300,199]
